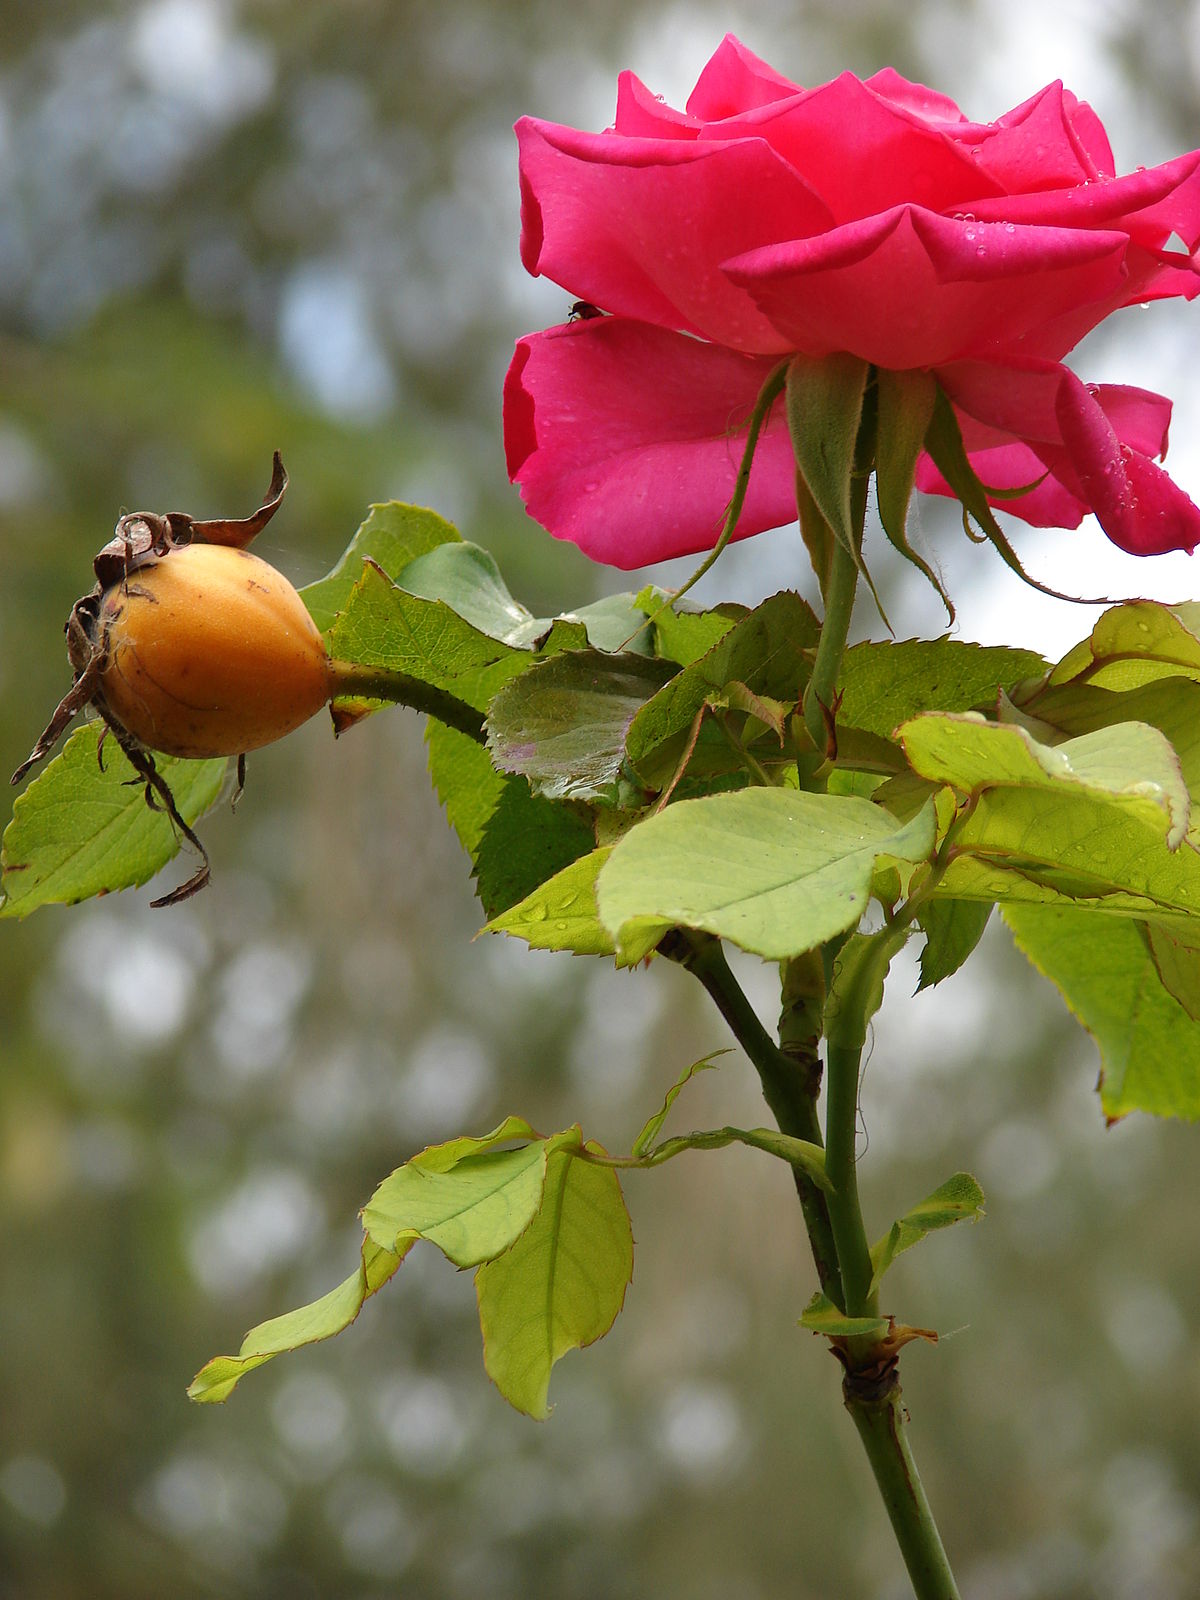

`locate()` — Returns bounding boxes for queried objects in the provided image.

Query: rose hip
[11,455,333,904]
[96,544,333,759]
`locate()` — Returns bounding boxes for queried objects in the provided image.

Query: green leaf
[900,713,1200,918]
[785,353,869,554]
[562,593,655,655]
[644,1125,831,1191]
[486,847,661,965]
[398,541,549,646]
[1048,601,1200,691]
[916,900,993,990]
[362,1119,569,1267]
[427,716,597,920]
[327,559,526,713]
[487,650,675,803]
[596,788,937,961]
[477,1143,633,1419]
[874,369,952,619]
[398,547,645,654]
[188,1238,405,1404]
[426,721,506,864]
[900,712,1189,850]
[1,726,226,918]
[624,591,819,780]
[632,1052,727,1158]
[717,682,789,742]
[837,639,1045,740]
[1014,676,1200,850]
[301,501,460,633]
[800,1291,888,1340]
[1005,906,1200,1120]
[1145,922,1200,1022]
[473,778,597,919]
[869,1173,985,1291]
[636,589,744,667]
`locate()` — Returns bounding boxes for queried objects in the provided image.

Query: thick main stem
[823,1039,877,1318]
[848,1387,961,1599]
[821,914,962,1596]
[678,930,961,1597]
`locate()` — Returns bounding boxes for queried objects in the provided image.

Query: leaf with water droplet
[485,847,661,965]
[902,711,1200,918]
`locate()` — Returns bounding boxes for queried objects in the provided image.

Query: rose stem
[660,929,843,1305]
[667,920,960,1595]
[822,881,962,1596]
[847,1392,961,1600]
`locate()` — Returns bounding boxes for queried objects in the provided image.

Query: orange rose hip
[96,543,334,759]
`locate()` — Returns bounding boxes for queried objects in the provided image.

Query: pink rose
[504,34,1200,567]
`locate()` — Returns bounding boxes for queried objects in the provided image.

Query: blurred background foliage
[3,2,1200,1597]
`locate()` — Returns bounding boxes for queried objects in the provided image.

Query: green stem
[823,1038,876,1318]
[821,897,963,1597]
[327,659,487,743]
[847,1386,961,1600]
[662,931,843,1307]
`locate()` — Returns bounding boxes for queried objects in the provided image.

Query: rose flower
[505,35,1200,567]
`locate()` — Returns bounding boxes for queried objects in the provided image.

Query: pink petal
[516,116,831,352]
[723,207,1128,367]
[685,34,803,120]
[1063,93,1116,178]
[503,320,795,568]
[1055,370,1200,554]
[699,72,1003,222]
[938,358,1172,454]
[971,83,1098,190]
[1115,244,1200,304]
[613,72,698,139]
[967,151,1200,249]
[917,364,1187,543]
[863,67,968,126]
[1007,243,1200,365]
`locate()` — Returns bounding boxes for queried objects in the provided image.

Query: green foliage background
[3,3,1200,1597]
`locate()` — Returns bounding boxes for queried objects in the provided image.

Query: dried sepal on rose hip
[12,454,336,907]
